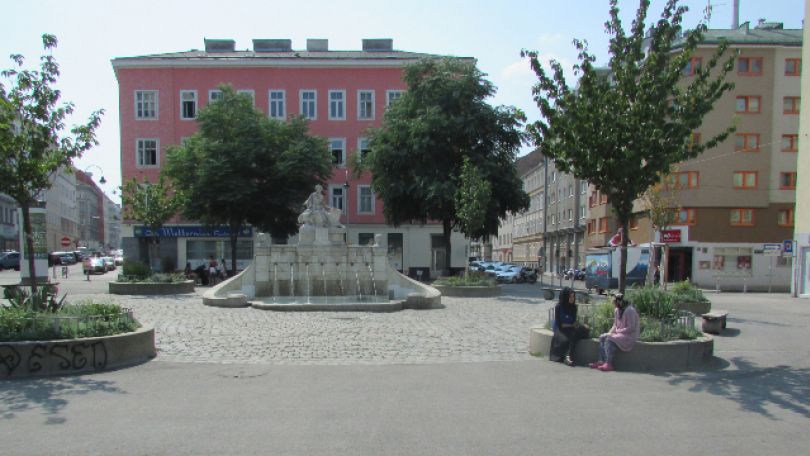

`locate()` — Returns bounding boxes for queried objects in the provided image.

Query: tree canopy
[364,58,529,273]
[0,34,103,294]
[121,174,182,270]
[525,0,735,292]
[164,85,331,273]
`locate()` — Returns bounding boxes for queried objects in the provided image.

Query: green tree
[364,58,529,275]
[455,157,492,273]
[0,34,103,296]
[120,174,181,271]
[164,85,331,275]
[525,0,735,292]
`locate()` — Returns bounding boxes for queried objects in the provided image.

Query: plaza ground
[1,265,809,455]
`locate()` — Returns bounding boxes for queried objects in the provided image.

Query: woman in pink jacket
[590,293,640,372]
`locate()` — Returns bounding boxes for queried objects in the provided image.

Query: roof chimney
[306,39,328,51]
[732,0,740,29]
[204,39,236,53]
[253,39,292,52]
[362,39,393,52]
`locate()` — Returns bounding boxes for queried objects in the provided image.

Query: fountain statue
[201,185,440,311]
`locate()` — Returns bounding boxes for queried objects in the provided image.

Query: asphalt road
[1,267,809,455]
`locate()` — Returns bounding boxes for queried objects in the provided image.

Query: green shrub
[567,300,700,342]
[0,301,140,342]
[669,280,708,306]
[626,286,675,319]
[434,274,496,287]
[123,259,152,279]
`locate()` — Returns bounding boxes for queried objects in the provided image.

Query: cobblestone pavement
[71,284,552,366]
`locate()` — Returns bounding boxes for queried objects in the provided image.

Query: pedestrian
[654,264,661,287]
[549,287,590,366]
[590,293,640,372]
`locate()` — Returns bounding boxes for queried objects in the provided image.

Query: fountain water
[367,262,378,300]
[272,263,279,303]
[305,263,311,304]
[290,263,295,302]
[352,263,363,302]
[321,263,328,303]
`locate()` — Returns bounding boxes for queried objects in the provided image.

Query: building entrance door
[667,247,693,283]
[431,234,447,278]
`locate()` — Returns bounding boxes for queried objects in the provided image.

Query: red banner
[661,230,681,243]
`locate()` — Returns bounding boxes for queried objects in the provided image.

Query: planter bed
[432,284,501,297]
[0,326,155,379]
[109,280,195,295]
[529,327,713,371]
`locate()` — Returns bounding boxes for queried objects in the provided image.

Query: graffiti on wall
[0,341,108,377]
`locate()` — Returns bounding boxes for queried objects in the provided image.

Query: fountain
[202,185,440,311]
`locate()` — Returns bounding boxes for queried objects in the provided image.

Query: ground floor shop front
[121,223,469,280]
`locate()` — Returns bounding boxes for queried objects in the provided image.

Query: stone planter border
[433,284,501,298]
[0,326,156,379]
[528,327,713,371]
[675,301,711,315]
[109,280,195,295]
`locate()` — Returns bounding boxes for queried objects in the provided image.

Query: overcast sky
[2,0,804,203]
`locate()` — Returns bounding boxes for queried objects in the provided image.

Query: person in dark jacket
[549,287,590,366]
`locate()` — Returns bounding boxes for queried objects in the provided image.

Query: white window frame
[329,185,345,213]
[357,185,375,214]
[300,89,317,120]
[330,138,346,167]
[268,90,286,119]
[180,90,197,120]
[328,90,346,120]
[209,89,223,104]
[386,90,404,107]
[357,137,370,162]
[134,90,158,120]
[237,89,255,105]
[136,138,160,168]
[357,90,375,120]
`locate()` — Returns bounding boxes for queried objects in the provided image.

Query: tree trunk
[618,217,629,294]
[150,235,159,271]
[442,219,452,277]
[21,203,38,296]
[229,221,239,278]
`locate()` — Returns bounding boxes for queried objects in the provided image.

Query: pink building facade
[113,39,468,277]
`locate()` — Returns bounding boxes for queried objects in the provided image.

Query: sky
[2,0,804,203]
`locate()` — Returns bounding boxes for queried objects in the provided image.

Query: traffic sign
[763,243,781,257]
[783,240,794,254]
[60,236,71,247]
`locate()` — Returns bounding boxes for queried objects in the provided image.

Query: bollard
[86,268,90,281]
[743,278,747,293]
[52,265,57,279]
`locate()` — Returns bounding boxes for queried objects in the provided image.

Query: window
[136,139,159,167]
[579,205,586,219]
[777,208,795,227]
[328,90,345,120]
[386,90,404,107]
[730,209,754,226]
[732,171,757,189]
[237,90,255,105]
[358,185,374,214]
[580,181,587,194]
[568,185,573,198]
[668,171,699,189]
[600,192,607,204]
[737,57,763,75]
[358,233,375,245]
[551,171,556,182]
[209,89,223,103]
[683,57,702,76]
[358,90,375,120]
[330,138,346,167]
[687,132,701,152]
[329,186,345,212]
[735,96,761,113]
[598,217,609,233]
[567,208,573,221]
[674,208,696,225]
[269,90,285,119]
[587,220,595,235]
[300,90,316,119]
[135,90,158,119]
[713,247,753,274]
[785,58,802,76]
[779,172,797,190]
[357,137,370,162]
[784,96,800,114]
[735,133,760,152]
[180,90,197,119]
[782,134,798,152]
[549,192,555,205]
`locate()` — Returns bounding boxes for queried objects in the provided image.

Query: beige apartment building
[584,20,801,291]
[793,1,810,297]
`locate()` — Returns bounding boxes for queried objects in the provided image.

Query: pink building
[112,39,469,276]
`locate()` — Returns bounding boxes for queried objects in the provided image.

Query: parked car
[564,268,585,281]
[0,251,21,271]
[519,267,539,284]
[102,256,116,271]
[486,263,514,277]
[59,254,76,265]
[83,257,106,274]
[495,266,524,283]
[114,253,124,266]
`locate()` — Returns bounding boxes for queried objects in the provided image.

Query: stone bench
[701,310,729,335]
[529,327,714,371]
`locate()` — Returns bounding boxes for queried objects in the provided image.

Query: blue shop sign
[134,225,253,238]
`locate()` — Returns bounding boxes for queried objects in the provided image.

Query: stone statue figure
[299,185,329,227]
[297,184,345,245]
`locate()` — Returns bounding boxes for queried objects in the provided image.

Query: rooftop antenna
[703,0,729,28]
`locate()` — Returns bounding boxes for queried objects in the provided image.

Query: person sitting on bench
[590,293,639,372]
[549,287,589,366]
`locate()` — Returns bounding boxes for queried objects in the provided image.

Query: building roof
[515,149,544,177]
[683,21,802,48]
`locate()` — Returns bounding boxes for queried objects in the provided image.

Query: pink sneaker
[589,361,604,369]
[597,363,614,372]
